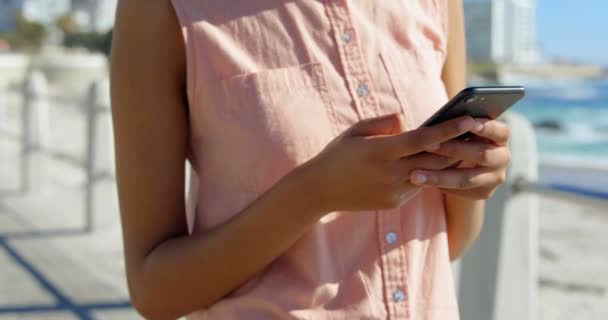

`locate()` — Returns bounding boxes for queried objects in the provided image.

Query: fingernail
[426,144,440,151]
[473,120,485,133]
[459,118,475,131]
[412,172,428,185]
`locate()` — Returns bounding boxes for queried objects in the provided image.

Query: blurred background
[0,0,606,319]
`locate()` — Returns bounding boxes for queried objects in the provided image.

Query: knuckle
[441,142,455,155]
[409,140,425,153]
[360,139,385,162]
[405,132,425,151]
[480,148,492,164]
[442,122,457,137]
[459,174,473,189]
[426,174,439,186]
[485,126,496,138]
[439,156,453,168]
[364,141,384,162]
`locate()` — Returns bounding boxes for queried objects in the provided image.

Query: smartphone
[420,86,526,139]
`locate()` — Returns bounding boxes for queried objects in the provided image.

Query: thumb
[347,112,406,137]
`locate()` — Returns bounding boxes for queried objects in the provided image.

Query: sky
[537,0,608,66]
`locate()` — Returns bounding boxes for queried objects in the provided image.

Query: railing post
[20,70,50,193]
[84,77,115,232]
[454,112,539,320]
[0,79,6,130]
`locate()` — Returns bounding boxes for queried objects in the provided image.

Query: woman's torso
[170,1,458,319]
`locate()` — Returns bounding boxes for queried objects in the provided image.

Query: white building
[464,0,542,65]
[0,0,72,31]
[0,0,116,33]
[71,0,117,33]
[22,0,71,25]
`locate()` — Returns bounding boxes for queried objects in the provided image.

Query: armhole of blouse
[170,0,200,233]
[438,0,450,67]
[170,0,198,108]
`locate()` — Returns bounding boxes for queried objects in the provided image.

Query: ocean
[508,79,608,169]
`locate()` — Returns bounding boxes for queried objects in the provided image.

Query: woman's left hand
[409,119,511,200]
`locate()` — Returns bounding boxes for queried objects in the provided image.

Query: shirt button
[341,32,352,43]
[385,232,398,244]
[392,289,405,303]
[356,83,369,97]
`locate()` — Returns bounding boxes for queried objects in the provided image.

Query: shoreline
[468,62,608,84]
[540,156,608,173]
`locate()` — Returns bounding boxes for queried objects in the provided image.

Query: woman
[110,0,511,319]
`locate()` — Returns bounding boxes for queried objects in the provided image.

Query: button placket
[394,245,409,318]
[325,2,380,119]
[326,1,406,318]
[379,209,408,319]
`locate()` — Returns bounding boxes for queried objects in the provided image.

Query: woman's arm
[110,1,329,319]
[441,0,486,260]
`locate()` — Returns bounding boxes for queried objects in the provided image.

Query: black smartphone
[420,86,526,139]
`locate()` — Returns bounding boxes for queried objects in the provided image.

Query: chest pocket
[379,50,448,130]
[218,61,339,193]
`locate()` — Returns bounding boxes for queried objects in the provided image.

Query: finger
[347,112,406,137]
[383,116,477,157]
[438,188,495,200]
[409,168,505,190]
[471,119,510,146]
[426,140,511,167]
[401,152,461,171]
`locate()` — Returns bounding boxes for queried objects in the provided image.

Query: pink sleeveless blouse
[170,1,458,319]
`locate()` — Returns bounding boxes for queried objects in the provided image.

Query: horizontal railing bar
[513,177,608,210]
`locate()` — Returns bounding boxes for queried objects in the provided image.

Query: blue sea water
[509,79,608,167]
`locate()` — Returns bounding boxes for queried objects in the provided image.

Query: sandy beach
[537,196,608,319]
[535,163,608,319]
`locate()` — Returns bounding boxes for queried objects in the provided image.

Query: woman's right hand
[305,113,478,213]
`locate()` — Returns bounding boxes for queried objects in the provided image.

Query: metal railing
[514,177,608,210]
[2,70,114,232]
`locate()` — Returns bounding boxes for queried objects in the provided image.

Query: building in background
[22,0,71,25]
[0,0,116,33]
[0,0,23,31]
[465,0,542,65]
[71,0,117,33]
[0,0,71,30]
